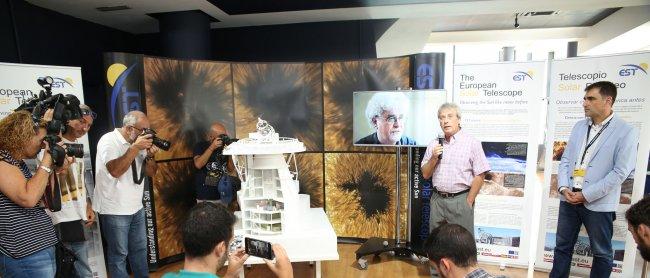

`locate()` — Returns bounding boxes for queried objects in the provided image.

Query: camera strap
[131,159,146,185]
[44,173,62,212]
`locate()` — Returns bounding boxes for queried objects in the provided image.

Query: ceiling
[24,0,650,34]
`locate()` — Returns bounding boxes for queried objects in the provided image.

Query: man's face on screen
[374,108,404,145]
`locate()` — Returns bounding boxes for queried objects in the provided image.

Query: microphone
[437,134,444,160]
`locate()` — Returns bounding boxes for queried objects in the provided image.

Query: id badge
[573,168,586,177]
[572,167,586,189]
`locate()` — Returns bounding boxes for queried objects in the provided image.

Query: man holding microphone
[420,103,490,276]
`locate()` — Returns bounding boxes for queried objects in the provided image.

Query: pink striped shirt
[421,130,490,193]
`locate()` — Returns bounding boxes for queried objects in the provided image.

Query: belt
[433,187,470,198]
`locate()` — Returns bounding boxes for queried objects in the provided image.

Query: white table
[232,208,339,278]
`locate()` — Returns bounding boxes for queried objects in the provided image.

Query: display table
[232,208,339,278]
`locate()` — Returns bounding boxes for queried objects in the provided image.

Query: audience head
[182,202,236,268]
[425,223,478,277]
[626,196,650,261]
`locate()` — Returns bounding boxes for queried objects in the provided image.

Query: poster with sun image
[144,57,235,161]
[233,63,323,151]
[325,153,408,239]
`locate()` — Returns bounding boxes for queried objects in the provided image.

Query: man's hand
[466,196,475,208]
[431,144,443,161]
[56,149,75,174]
[572,192,586,204]
[208,137,224,151]
[562,190,584,205]
[132,134,153,151]
[43,109,54,122]
[147,145,160,158]
[224,248,249,278]
[85,203,95,227]
[263,244,293,278]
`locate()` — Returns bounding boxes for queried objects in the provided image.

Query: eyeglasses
[130,126,143,133]
[81,109,97,120]
[378,115,404,124]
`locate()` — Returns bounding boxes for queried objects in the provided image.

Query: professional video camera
[15,76,84,167]
[141,128,172,151]
[218,134,238,146]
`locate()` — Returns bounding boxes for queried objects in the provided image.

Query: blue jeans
[0,246,55,278]
[100,209,148,278]
[550,201,615,278]
[63,240,93,278]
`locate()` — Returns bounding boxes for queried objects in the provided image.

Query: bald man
[94,111,159,278]
[193,122,236,205]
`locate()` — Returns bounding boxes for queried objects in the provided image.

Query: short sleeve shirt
[94,129,147,215]
[421,130,490,193]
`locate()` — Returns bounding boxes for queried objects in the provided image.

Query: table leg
[315,261,321,278]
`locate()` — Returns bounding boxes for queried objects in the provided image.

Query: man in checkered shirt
[421,102,490,238]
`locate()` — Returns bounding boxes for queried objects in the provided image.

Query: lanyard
[579,119,611,165]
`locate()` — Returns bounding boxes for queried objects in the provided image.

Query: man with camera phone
[94,110,159,278]
[193,122,237,205]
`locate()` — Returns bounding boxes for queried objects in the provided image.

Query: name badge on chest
[572,167,586,190]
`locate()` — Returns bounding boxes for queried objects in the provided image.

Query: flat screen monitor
[353,90,447,147]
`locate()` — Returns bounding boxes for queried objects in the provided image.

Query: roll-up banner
[453,61,546,267]
[0,62,108,278]
[408,53,447,253]
[536,52,650,277]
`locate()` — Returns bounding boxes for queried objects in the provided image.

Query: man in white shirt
[95,111,158,278]
[48,104,96,278]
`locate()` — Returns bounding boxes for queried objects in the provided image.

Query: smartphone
[244,237,274,260]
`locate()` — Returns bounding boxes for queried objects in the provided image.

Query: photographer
[193,122,237,205]
[0,111,60,277]
[94,111,159,278]
[45,104,96,278]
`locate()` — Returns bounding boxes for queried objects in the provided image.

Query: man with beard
[355,92,416,145]
[425,223,504,278]
[162,202,293,278]
[551,81,638,278]
[193,122,237,205]
[626,196,650,261]
[94,111,159,278]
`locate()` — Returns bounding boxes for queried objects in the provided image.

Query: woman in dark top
[0,111,59,278]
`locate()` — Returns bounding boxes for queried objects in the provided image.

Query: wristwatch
[39,165,52,174]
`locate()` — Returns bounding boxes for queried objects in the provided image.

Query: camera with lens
[218,134,239,146]
[45,136,85,167]
[140,128,172,151]
[15,76,84,167]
